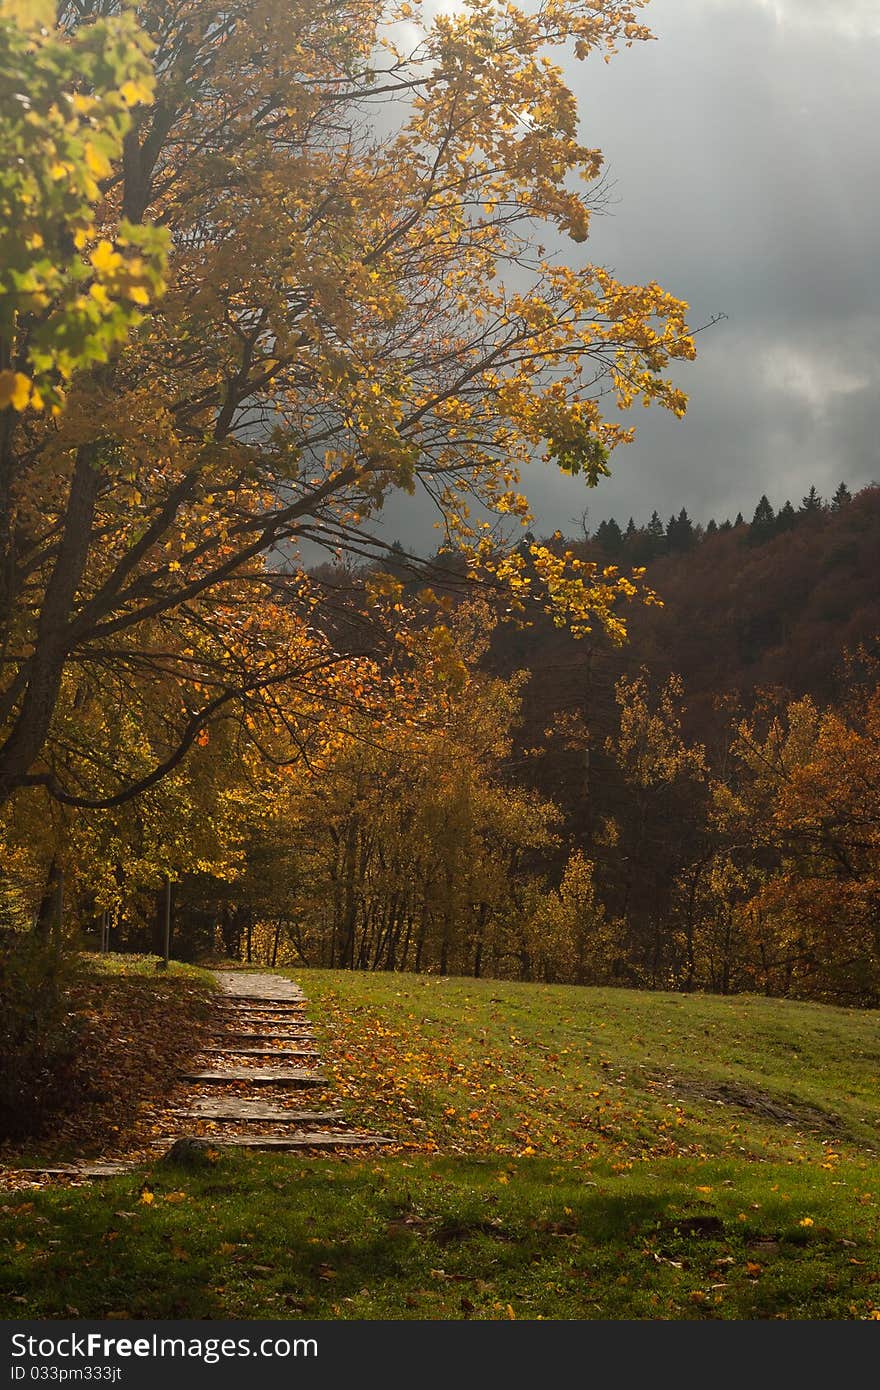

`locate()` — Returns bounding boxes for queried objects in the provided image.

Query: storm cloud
[378,0,880,550]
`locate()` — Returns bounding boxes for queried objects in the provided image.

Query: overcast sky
[378,0,880,551]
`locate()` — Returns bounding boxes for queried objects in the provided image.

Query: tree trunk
[270,916,283,967]
[0,446,101,803]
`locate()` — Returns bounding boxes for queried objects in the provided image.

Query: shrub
[0,882,81,1139]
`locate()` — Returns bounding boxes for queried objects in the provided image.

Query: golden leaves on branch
[0,2,166,411]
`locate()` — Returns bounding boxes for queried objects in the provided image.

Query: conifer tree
[646,510,667,559]
[831,481,852,511]
[748,495,776,546]
[775,500,796,533]
[800,485,824,515]
[595,518,623,556]
[667,507,695,553]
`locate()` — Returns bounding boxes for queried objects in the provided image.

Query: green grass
[79,951,217,985]
[2,971,879,1320]
[298,971,880,1164]
[3,1153,879,1319]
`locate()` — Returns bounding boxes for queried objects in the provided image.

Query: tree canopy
[0,0,696,814]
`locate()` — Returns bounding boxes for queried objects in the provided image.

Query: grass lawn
[2,969,879,1320]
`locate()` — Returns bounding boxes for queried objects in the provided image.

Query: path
[19,970,389,1178]
[165,969,390,1152]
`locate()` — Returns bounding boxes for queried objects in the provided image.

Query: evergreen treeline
[591,481,853,561]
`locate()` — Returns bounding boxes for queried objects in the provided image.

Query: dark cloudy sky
[379,0,880,552]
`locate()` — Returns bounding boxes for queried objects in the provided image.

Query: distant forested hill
[489,484,880,832]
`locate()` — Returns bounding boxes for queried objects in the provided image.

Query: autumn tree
[718,673,880,1003]
[524,848,623,984]
[202,602,560,977]
[0,0,696,822]
[601,671,708,985]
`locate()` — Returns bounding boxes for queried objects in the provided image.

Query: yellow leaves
[118,78,154,108]
[0,0,54,28]
[139,1190,154,1205]
[366,572,404,603]
[83,143,113,179]
[85,234,162,322]
[798,1217,814,1228]
[90,239,122,276]
[0,371,33,412]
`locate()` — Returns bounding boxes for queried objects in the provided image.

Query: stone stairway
[166,970,390,1153]
[14,969,389,1179]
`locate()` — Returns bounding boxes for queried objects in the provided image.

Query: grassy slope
[301,972,880,1162]
[2,971,879,1321]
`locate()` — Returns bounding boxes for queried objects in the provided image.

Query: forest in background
[10,479,875,1008]
[294,479,880,1004]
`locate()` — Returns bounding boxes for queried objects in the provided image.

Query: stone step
[168,1131,391,1150]
[209,1046,320,1059]
[212,974,305,1003]
[13,1161,135,1178]
[179,1068,328,1086]
[217,989,306,1001]
[216,1005,309,1018]
[174,1102,346,1123]
[214,1031,318,1043]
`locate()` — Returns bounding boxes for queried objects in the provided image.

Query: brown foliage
[0,963,214,1155]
